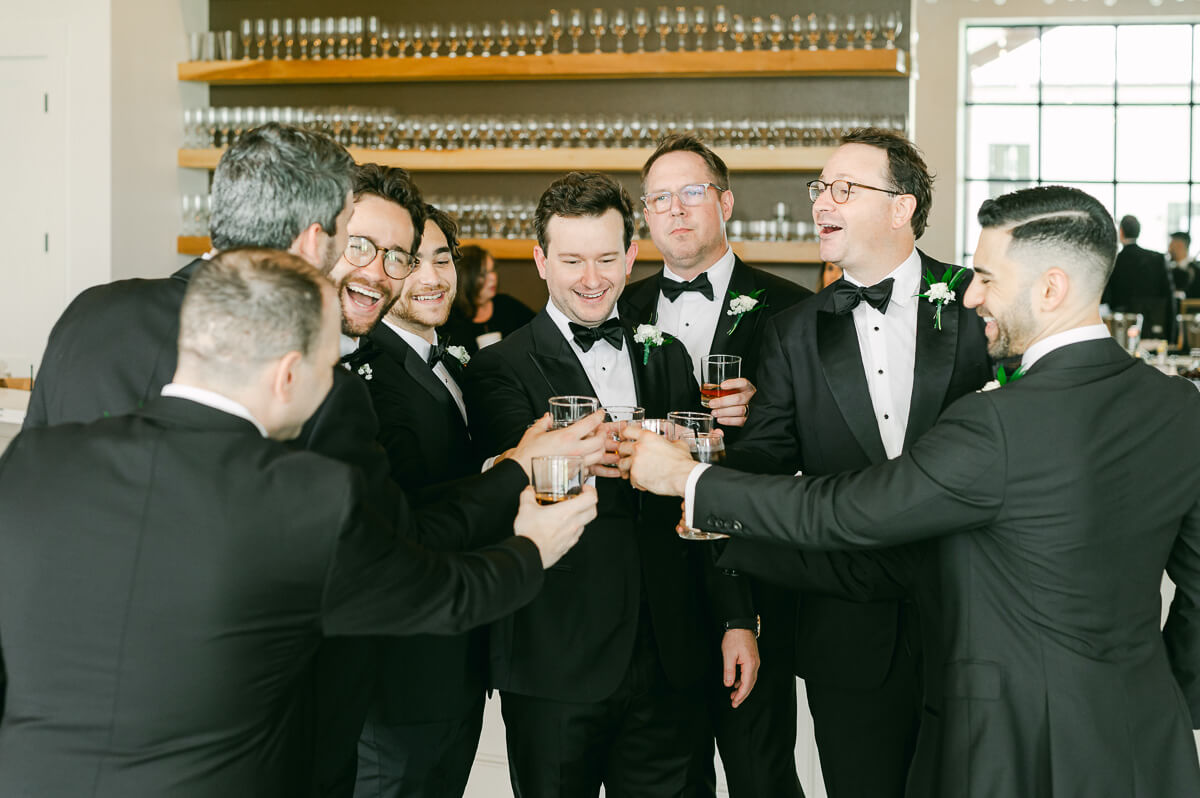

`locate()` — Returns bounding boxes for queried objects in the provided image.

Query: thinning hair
[353,163,428,253]
[210,123,355,251]
[454,245,490,318]
[977,185,1118,290]
[424,204,461,260]
[641,133,731,192]
[841,127,934,239]
[179,248,327,382]
[534,171,636,253]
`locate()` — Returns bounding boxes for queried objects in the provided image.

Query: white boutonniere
[977,364,1024,393]
[633,323,674,366]
[446,345,470,366]
[357,363,373,380]
[916,266,968,330]
[725,289,767,335]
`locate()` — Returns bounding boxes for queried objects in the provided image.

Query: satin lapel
[528,311,598,398]
[904,292,960,447]
[816,303,889,464]
[369,326,451,408]
[623,275,662,327]
[622,322,649,406]
[708,257,759,357]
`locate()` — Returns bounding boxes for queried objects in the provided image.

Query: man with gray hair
[622,185,1200,796]
[0,248,598,798]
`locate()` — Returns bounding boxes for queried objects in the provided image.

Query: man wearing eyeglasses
[714,128,991,798]
[620,133,812,798]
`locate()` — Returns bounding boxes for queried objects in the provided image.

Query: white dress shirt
[383,319,469,425]
[544,300,638,409]
[160,382,268,438]
[1020,324,1112,371]
[845,248,922,461]
[339,334,359,360]
[654,246,737,383]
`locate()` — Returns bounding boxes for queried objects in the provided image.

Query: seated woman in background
[441,245,535,354]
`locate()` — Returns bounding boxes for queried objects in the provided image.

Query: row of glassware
[187,8,903,61]
[181,192,817,244]
[182,107,906,152]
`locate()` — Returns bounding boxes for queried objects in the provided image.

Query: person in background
[1167,232,1196,296]
[440,244,535,355]
[1103,214,1173,339]
[819,260,844,290]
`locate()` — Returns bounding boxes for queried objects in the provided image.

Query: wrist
[723,615,761,639]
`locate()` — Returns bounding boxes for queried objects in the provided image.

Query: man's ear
[270,351,305,402]
[289,223,327,269]
[1040,267,1071,313]
[533,245,549,279]
[624,241,639,276]
[720,189,735,223]
[892,195,916,232]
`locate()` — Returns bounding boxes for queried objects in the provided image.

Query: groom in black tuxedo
[624,185,1200,798]
[354,201,487,798]
[619,133,812,798]
[716,128,990,798]
[462,172,757,798]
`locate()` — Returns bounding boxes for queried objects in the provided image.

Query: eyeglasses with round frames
[640,182,727,214]
[807,179,899,204]
[343,234,416,279]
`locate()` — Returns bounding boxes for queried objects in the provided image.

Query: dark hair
[641,133,731,191]
[423,204,461,261]
[1171,231,1191,248]
[840,127,934,239]
[180,248,327,379]
[453,245,490,319]
[353,163,427,253]
[977,185,1118,285]
[534,171,636,254]
[210,123,355,251]
[1119,215,1141,240]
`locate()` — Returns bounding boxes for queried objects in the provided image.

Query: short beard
[988,298,1036,360]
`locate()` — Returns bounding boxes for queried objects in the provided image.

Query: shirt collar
[662,246,736,293]
[160,383,269,438]
[383,318,437,362]
[1020,324,1112,371]
[339,334,358,359]
[844,248,922,310]
[545,298,621,349]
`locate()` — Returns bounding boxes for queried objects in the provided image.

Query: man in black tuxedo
[353,201,486,798]
[1103,214,1173,338]
[619,133,812,798]
[461,172,757,797]
[1167,232,1197,297]
[0,249,599,798]
[624,185,1200,797]
[22,127,605,797]
[708,128,991,798]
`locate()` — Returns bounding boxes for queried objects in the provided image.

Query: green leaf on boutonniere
[995,364,1026,386]
[726,288,767,335]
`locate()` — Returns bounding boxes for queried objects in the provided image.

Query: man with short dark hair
[0,248,599,798]
[710,128,991,798]
[1103,214,1173,338]
[463,171,755,798]
[620,132,812,798]
[624,184,1200,797]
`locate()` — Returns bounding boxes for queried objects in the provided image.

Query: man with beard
[352,200,486,798]
[621,184,1200,798]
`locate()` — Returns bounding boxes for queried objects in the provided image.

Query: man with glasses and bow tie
[619,133,812,798]
[716,128,991,798]
[462,171,758,798]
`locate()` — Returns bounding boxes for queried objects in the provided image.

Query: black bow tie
[426,343,450,369]
[830,277,895,315]
[659,272,715,302]
[568,318,624,352]
[339,339,377,369]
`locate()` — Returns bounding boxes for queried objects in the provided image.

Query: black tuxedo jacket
[696,338,1200,797]
[0,398,544,798]
[1103,243,1173,333]
[461,309,752,702]
[721,251,991,687]
[362,323,485,722]
[619,256,814,396]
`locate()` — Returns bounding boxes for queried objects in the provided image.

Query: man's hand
[513,485,599,568]
[708,377,755,428]
[507,411,607,478]
[616,425,695,496]
[589,420,626,478]
[722,628,760,709]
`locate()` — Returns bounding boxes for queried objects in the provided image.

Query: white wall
[912,0,1197,262]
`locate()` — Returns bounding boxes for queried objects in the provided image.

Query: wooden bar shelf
[178,49,907,84]
[177,236,820,264]
[179,146,834,172]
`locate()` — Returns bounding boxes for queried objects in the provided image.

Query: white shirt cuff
[481,455,498,473]
[684,463,711,530]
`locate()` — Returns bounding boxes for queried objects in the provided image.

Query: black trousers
[500,611,710,798]
[806,612,922,798]
[353,696,485,798]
